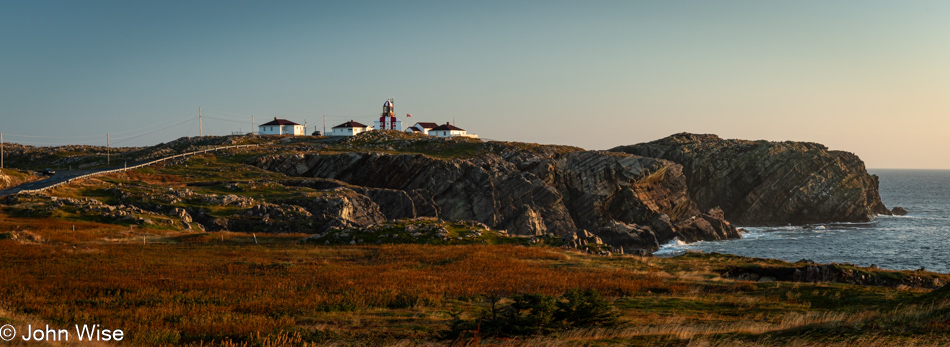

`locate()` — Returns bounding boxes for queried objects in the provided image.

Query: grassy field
[2,214,950,346]
[0,131,582,173]
[3,135,950,345]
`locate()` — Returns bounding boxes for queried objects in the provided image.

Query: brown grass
[0,213,139,243]
[123,169,187,184]
[2,205,949,345]
[0,239,664,345]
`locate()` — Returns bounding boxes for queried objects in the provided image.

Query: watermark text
[0,324,123,342]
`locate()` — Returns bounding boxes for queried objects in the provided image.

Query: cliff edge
[253,132,741,251]
[611,133,889,226]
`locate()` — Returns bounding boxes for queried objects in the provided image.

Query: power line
[108,114,194,135]
[2,112,196,144]
[4,139,106,146]
[201,108,253,120]
[111,118,195,145]
[1,133,102,140]
[202,116,251,124]
[185,118,196,138]
[2,109,378,147]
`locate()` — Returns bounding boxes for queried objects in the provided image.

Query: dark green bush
[556,288,618,327]
[444,289,618,339]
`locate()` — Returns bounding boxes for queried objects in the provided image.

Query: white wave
[879,214,923,219]
[653,238,696,256]
[879,214,950,222]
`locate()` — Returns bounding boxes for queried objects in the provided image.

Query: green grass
[307,219,527,246]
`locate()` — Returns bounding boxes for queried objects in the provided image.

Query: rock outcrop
[215,188,388,233]
[723,262,946,289]
[254,146,741,251]
[611,133,889,226]
[0,172,14,190]
[0,170,37,190]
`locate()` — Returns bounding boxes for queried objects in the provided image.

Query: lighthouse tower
[374,97,402,131]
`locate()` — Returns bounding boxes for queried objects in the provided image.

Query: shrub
[445,289,618,339]
[555,288,618,327]
[503,293,560,336]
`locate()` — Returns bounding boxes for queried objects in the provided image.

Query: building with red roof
[405,122,440,135]
[258,117,305,136]
[430,122,478,138]
[331,120,370,136]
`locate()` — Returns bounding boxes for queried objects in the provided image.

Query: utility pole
[198,107,202,137]
[1,132,4,170]
[323,115,326,135]
[106,133,110,166]
[251,115,255,135]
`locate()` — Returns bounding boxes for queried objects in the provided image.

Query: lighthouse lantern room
[373,97,403,131]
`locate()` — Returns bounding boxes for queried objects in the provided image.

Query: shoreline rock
[723,262,945,289]
[611,133,890,226]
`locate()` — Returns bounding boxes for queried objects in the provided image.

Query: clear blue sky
[2,1,949,168]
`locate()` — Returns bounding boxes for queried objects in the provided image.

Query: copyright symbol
[0,324,15,341]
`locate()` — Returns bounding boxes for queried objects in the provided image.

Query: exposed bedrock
[611,133,889,226]
[254,150,741,251]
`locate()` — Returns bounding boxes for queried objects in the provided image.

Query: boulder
[170,207,192,224]
[594,220,659,250]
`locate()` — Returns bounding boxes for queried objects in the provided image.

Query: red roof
[431,122,465,131]
[414,122,439,129]
[408,127,422,132]
[333,120,368,128]
[260,118,300,126]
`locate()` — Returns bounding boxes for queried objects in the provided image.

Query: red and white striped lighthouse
[374,97,402,131]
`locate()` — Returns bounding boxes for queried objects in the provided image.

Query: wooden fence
[15,144,258,194]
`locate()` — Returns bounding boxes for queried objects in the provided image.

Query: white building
[331,120,370,136]
[258,118,305,136]
[373,98,403,131]
[430,122,478,138]
[405,122,439,135]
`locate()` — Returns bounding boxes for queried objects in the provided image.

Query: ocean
[655,169,950,274]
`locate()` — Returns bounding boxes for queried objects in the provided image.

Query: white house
[373,98,403,131]
[259,118,305,136]
[331,120,370,136]
[405,122,439,135]
[430,122,478,138]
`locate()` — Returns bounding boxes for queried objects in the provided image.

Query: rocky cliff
[0,169,37,190]
[611,133,889,226]
[253,137,741,251]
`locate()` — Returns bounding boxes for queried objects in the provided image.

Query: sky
[2,1,949,169]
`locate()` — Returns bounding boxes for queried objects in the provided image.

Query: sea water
[655,169,950,274]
